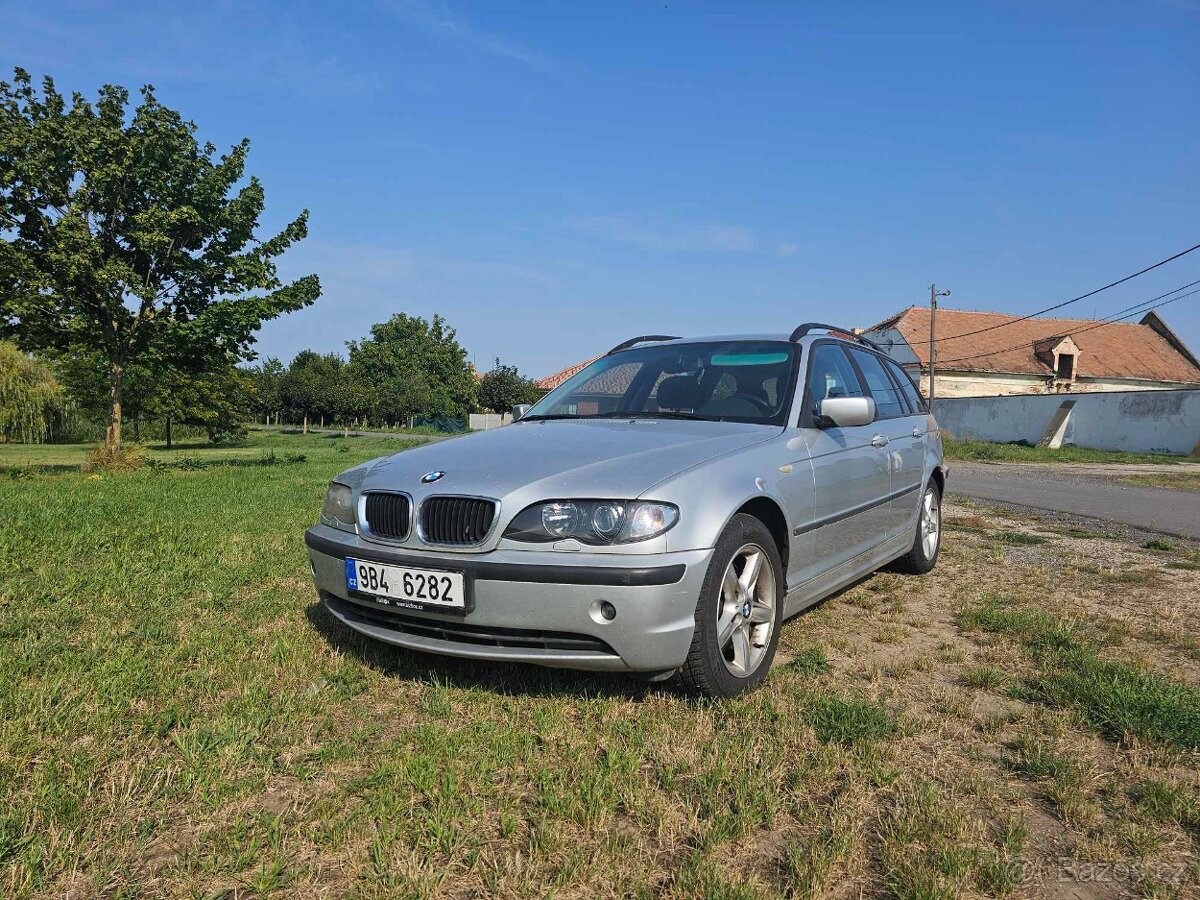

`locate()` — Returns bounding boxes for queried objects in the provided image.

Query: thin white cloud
[568,215,757,253]
[295,242,554,286]
[776,242,800,257]
[382,0,551,67]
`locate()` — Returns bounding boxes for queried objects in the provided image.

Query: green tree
[477,357,540,414]
[244,356,284,423]
[346,313,476,424]
[0,69,320,447]
[55,344,249,444]
[0,340,63,442]
[143,357,253,445]
[56,348,156,429]
[279,350,347,425]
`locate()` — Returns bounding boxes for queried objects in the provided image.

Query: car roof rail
[788,322,883,352]
[605,334,682,355]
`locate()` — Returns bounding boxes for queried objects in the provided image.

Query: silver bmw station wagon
[305,325,945,696]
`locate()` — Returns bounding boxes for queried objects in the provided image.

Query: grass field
[2,432,1199,898]
[1121,472,1200,493]
[942,438,1200,466]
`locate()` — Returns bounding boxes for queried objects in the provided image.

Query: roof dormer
[1033,335,1081,382]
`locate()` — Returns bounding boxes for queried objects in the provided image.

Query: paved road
[948,461,1199,537]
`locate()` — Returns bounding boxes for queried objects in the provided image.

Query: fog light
[600,601,617,620]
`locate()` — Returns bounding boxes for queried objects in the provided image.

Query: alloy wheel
[716,543,777,677]
[921,486,940,558]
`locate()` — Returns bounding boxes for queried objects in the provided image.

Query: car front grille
[421,496,496,545]
[364,492,411,540]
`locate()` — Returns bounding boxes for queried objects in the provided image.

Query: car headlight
[504,500,679,545]
[321,482,356,531]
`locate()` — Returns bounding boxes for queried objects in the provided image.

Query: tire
[674,514,785,697]
[889,479,942,574]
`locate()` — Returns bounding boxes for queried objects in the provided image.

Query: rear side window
[847,348,906,420]
[886,359,926,413]
[805,344,865,419]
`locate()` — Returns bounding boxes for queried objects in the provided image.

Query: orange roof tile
[536,355,602,391]
[867,307,1200,383]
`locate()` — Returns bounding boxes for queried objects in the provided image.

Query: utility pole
[928,284,951,413]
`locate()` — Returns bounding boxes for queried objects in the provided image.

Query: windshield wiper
[522,411,712,423]
[591,410,708,421]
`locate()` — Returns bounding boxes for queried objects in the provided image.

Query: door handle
[871,434,889,448]
[912,427,923,438]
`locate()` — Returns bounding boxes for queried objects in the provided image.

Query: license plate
[345,558,467,612]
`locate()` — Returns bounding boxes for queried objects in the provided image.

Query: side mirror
[818,396,875,428]
[512,404,531,422]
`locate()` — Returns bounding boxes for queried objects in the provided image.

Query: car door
[793,342,893,574]
[846,347,923,539]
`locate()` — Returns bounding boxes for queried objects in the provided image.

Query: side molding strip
[792,483,922,536]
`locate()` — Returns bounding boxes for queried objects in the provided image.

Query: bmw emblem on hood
[421,470,446,484]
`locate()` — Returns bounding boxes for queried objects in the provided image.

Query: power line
[901,241,1200,346]
[934,287,1199,366]
[932,284,1200,366]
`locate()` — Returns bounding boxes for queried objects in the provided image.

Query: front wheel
[889,480,942,574]
[674,514,785,697]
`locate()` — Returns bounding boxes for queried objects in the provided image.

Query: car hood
[360,419,779,500]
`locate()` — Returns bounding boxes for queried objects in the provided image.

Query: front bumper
[304,525,712,672]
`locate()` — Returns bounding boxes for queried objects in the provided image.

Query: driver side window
[805,344,865,420]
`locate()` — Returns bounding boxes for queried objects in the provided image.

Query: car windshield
[523,340,799,426]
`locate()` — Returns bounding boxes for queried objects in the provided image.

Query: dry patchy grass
[1,436,1198,898]
[1121,472,1200,493]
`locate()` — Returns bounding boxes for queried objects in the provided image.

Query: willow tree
[0,340,63,442]
[0,69,320,447]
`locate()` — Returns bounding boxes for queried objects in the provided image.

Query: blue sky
[3,1,1198,378]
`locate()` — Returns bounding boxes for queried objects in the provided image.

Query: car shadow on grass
[304,565,915,701]
[303,600,664,702]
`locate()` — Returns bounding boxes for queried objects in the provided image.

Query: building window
[1056,353,1075,380]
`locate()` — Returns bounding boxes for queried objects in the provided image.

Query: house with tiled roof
[536,356,601,392]
[862,307,1200,398]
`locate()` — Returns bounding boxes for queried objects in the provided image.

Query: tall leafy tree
[279,350,347,425]
[145,360,253,444]
[346,313,476,423]
[477,357,540,414]
[0,340,63,442]
[55,344,249,444]
[244,356,284,423]
[0,69,320,447]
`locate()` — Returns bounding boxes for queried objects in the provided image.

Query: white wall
[935,388,1200,455]
[469,412,511,430]
[928,372,1196,399]
[926,372,1046,398]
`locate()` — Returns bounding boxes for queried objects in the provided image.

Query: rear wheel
[674,514,785,697]
[889,480,942,574]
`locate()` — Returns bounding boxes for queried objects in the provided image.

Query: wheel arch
[730,495,790,571]
[930,465,946,495]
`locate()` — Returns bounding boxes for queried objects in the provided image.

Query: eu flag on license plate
[345,559,359,591]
